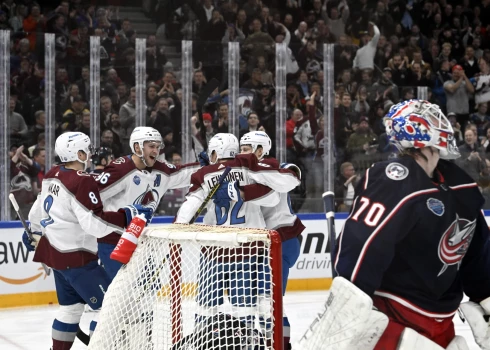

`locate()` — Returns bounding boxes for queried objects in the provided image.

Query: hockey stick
[322,191,337,278]
[197,78,220,152]
[9,194,51,276]
[190,166,231,224]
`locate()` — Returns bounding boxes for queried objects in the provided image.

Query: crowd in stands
[5,0,490,216]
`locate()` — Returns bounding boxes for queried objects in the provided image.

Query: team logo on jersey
[385,163,409,180]
[437,215,476,276]
[133,175,141,185]
[134,185,160,212]
[427,198,445,216]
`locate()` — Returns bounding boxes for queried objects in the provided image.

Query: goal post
[89,223,283,350]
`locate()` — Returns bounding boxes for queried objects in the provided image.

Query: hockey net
[89,223,283,350]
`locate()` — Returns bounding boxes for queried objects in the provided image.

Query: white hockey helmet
[55,132,93,170]
[129,127,163,155]
[240,131,272,160]
[207,133,239,164]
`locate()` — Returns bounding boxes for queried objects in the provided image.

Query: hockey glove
[198,151,209,167]
[280,162,302,180]
[22,230,42,252]
[121,205,154,227]
[459,297,490,349]
[213,181,242,202]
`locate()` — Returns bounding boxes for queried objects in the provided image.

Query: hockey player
[95,126,200,280]
[237,131,305,350]
[306,100,490,350]
[24,132,152,350]
[175,133,300,345]
[90,146,114,174]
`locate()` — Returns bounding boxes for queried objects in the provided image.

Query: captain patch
[385,163,409,181]
[427,198,445,216]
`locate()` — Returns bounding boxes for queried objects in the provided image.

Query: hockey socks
[52,319,79,350]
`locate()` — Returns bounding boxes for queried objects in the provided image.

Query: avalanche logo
[134,185,160,212]
[437,215,476,276]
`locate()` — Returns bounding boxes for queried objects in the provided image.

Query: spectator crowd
[5,0,490,215]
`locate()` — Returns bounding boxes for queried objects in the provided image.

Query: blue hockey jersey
[335,156,490,317]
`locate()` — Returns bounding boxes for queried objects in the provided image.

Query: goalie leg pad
[459,297,490,350]
[296,276,388,350]
[397,328,445,350]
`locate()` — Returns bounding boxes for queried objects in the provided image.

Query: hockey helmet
[91,147,114,167]
[384,99,460,160]
[55,132,93,170]
[129,127,163,155]
[207,133,239,165]
[240,131,271,160]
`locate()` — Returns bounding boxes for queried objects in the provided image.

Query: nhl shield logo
[427,198,445,216]
[385,162,409,181]
[133,175,141,185]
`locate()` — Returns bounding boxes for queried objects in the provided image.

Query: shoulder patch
[385,162,409,181]
[133,175,141,185]
[427,198,445,216]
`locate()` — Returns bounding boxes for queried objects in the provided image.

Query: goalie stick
[323,191,337,278]
[9,194,51,276]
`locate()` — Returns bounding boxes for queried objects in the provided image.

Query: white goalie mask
[240,131,272,160]
[207,133,239,165]
[55,132,93,171]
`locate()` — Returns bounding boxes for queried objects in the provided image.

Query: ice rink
[0,290,480,350]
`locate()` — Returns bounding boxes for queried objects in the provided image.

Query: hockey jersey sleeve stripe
[363,168,370,190]
[448,183,478,190]
[373,291,458,318]
[350,188,440,282]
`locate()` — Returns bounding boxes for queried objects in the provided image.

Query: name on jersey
[48,183,60,197]
[206,171,244,188]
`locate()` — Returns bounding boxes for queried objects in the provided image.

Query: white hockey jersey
[175,154,301,228]
[29,166,126,270]
[96,155,200,244]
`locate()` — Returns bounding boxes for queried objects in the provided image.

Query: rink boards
[2,212,490,308]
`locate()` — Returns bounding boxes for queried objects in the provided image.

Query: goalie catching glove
[459,297,490,349]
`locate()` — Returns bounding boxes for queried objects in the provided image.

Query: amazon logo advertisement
[0,228,54,295]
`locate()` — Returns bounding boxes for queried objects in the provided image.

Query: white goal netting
[89,224,283,350]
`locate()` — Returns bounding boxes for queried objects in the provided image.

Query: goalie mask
[208,133,239,165]
[240,131,272,160]
[384,99,460,160]
[55,132,93,171]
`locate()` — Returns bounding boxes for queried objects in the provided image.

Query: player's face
[142,141,162,167]
[240,145,253,155]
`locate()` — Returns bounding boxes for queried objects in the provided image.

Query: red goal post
[89,223,283,350]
